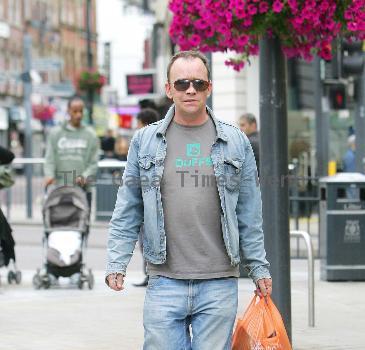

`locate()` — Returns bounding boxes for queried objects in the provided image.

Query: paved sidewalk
[1,259,364,350]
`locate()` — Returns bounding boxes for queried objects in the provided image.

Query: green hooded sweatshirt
[44,122,100,190]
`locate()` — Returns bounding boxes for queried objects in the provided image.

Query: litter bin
[95,159,125,221]
[319,172,365,281]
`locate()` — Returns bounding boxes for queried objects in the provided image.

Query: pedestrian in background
[101,129,116,159]
[133,107,159,287]
[106,50,271,349]
[343,134,356,172]
[238,113,260,172]
[44,96,99,209]
[113,136,129,161]
[0,146,16,275]
[136,108,159,129]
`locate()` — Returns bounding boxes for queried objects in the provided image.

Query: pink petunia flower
[259,1,270,14]
[243,18,253,27]
[247,4,257,15]
[288,0,297,11]
[348,22,358,31]
[194,19,209,30]
[235,8,247,19]
[319,42,332,61]
[272,1,284,13]
[189,34,201,47]
[225,11,233,23]
[237,34,249,46]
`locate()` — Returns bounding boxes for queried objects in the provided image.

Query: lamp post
[86,0,94,124]
[259,35,292,340]
[23,33,33,218]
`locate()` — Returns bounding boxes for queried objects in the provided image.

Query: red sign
[118,114,133,129]
[126,73,154,95]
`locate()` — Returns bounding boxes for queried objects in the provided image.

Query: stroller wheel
[15,271,22,284]
[43,278,51,289]
[87,269,94,290]
[7,271,15,284]
[32,273,43,290]
[77,279,84,290]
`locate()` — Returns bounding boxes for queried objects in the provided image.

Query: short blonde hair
[167,50,211,82]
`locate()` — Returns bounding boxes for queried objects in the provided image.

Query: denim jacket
[106,106,271,283]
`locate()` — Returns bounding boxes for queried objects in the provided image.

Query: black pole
[23,33,33,219]
[355,62,365,173]
[86,0,94,124]
[314,57,328,177]
[104,42,111,85]
[259,36,291,340]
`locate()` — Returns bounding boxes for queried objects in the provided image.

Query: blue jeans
[143,276,238,350]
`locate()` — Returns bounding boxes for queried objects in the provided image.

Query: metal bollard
[290,230,315,327]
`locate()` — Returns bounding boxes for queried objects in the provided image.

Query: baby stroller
[32,185,94,289]
[0,208,21,285]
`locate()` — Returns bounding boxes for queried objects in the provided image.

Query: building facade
[0,0,98,107]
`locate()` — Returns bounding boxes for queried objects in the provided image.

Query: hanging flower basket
[169,0,365,71]
[78,69,106,91]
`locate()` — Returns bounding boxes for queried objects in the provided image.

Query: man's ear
[207,81,212,98]
[165,81,173,99]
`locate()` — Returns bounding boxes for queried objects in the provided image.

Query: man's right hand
[106,273,125,291]
[45,177,55,187]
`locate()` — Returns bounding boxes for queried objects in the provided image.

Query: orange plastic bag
[232,295,292,350]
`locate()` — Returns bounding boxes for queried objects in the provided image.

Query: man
[238,113,260,171]
[106,51,271,350]
[136,107,159,129]
[134,107,159,287]
[101,129,115,159]
[343,134,356,172]
[44,96,99,208]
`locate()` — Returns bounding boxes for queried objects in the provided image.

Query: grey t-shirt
[147,118,239,279]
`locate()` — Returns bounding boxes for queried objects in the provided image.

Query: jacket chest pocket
[223,158,242,192]
[138,155,159,193]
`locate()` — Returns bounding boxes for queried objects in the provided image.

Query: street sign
[126,72,155,95]
[33,81,75,97]
[32,57,64,72]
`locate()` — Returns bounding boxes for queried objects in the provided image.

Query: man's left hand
[255,278,272,297]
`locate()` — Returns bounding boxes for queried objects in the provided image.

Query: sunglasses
[173,79,210,92]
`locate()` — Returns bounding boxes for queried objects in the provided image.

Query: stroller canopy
[43,186,89,232]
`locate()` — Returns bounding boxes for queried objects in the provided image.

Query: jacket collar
[156,104,228,142]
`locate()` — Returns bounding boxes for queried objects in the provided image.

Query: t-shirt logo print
[175,143,212,168]
[186,143,201,157]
